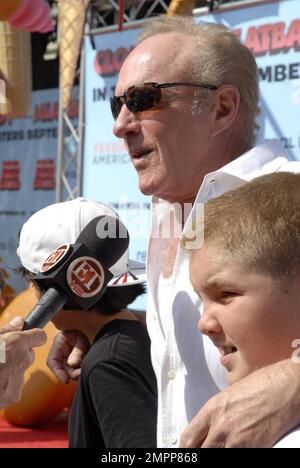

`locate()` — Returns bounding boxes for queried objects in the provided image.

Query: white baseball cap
[18,198,146,287]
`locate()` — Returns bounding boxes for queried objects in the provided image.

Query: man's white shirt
[146,140,300,448]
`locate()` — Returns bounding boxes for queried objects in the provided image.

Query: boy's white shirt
[146,140,300,448]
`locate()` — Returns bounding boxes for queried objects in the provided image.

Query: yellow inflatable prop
[0,287,77,427]
[0,261,16,314]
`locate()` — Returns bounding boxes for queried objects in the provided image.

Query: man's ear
[209,85,241,137]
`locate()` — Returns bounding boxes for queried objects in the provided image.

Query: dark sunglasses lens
[126,86,161,113]
[110,96,122,120]
[110,85,161,119]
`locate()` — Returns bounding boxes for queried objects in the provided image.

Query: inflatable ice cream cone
[167,0,197,15]
[0,22,31,117]
[0,262,16,313]
[58,0,90,110]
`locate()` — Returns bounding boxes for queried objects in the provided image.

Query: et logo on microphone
[67,257,105,298]
[41,244,71,273]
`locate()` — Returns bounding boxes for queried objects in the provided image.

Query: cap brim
[107,259,146,287]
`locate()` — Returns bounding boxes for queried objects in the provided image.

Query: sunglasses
[110,81,218,120]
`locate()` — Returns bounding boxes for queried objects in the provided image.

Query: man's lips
[130,149,152,160]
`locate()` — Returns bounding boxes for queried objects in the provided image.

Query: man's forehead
[116,33,194,91]
[134,32,191,56]
[120,49,154,78]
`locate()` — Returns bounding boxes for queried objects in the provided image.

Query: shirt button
[167,369,176,380]
[170,435,177,445]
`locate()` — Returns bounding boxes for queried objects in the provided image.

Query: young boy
[182,172,300,448]
[17,198,157,448]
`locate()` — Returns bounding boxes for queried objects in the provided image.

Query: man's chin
[138,175,169,200]
[138,181,157,197]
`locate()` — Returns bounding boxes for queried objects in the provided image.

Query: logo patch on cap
[41,244,71,273]
[67,257,105,298]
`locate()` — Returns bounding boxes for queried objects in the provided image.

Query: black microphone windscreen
[76,215,129,269]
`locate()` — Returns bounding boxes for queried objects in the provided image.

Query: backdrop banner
[0,88,77,308]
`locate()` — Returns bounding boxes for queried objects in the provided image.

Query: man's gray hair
[139,16,260,149]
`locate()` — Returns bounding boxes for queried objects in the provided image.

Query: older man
[0,317,46,408]
[48,16,300,448]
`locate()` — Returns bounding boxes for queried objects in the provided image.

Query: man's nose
[198,312,222,337]
[113,105,141,140]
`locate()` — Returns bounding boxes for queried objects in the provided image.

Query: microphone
[23,215,129,330]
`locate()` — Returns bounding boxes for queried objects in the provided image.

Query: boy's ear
[209,85,241,137]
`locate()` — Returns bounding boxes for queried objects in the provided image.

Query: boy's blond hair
[182,172,300,291]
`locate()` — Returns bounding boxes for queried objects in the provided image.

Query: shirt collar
[152,139,290,209]
[213,139,290,181]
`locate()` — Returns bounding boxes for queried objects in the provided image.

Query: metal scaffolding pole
[56,46,83,203]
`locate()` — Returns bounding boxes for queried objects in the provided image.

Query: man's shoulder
[213,141,300,186]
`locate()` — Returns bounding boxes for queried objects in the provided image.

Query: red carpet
[0,414,69,448]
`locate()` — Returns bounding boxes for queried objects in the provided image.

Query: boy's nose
[198,313,222,337]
